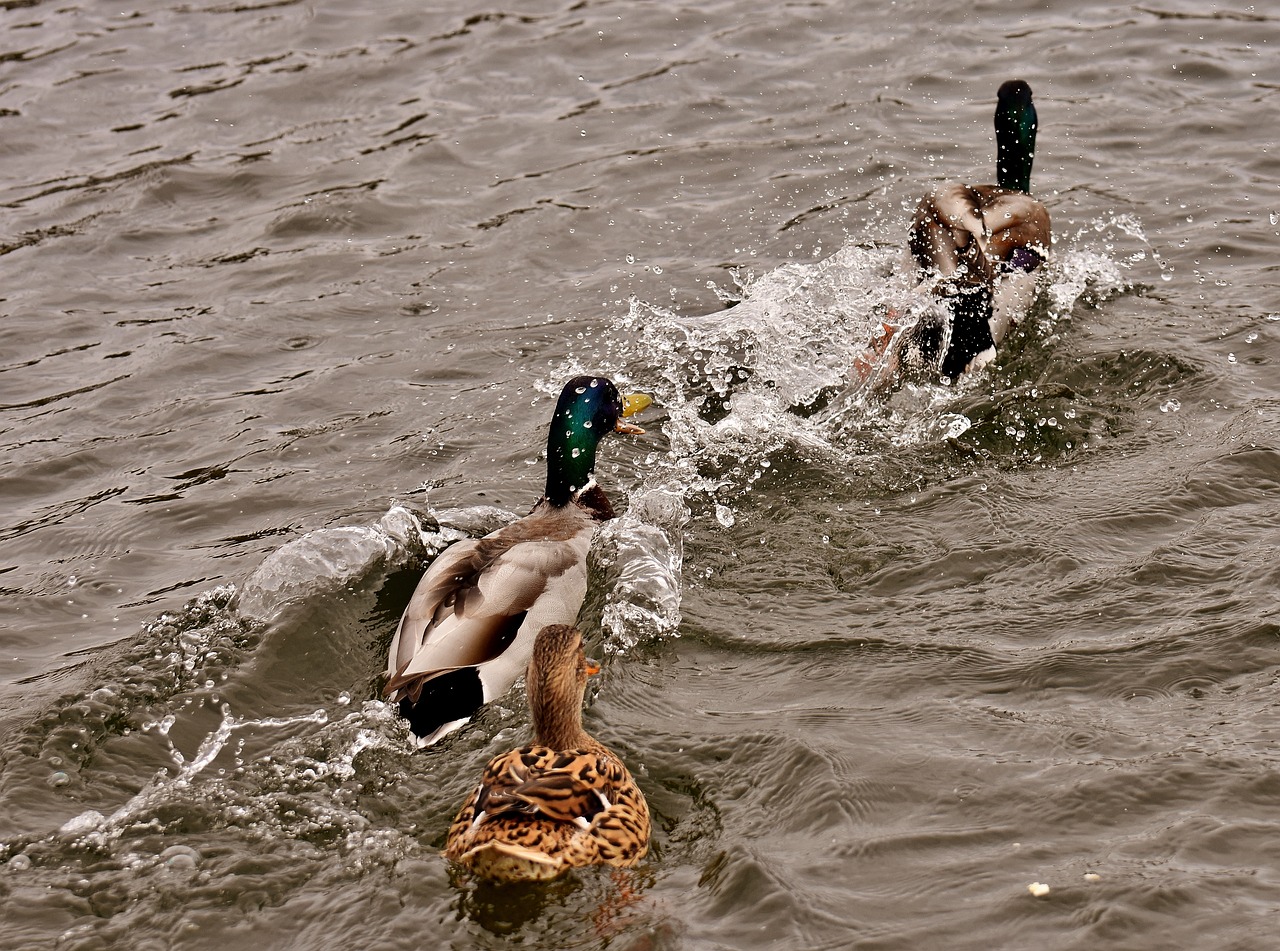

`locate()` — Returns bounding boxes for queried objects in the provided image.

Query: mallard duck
[384,376,651,746]
[861,80,1052,383]
[444,623,651,882]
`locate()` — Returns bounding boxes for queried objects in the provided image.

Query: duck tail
[938,283,996,379]
[904,282,995,380]
[461,841,567,883]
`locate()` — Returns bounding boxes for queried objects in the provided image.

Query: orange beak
[615,392,652,435]
[585,657,601,677]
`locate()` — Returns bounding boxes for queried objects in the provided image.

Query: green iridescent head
[544,375,650,506]
[995,79,1038,194]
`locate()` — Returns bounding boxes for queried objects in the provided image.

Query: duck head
[995,79,1038,194]
[545,375,651,506]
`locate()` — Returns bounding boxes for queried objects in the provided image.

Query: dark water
[3,0,1279,948]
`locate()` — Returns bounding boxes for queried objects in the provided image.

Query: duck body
[385,500,599,744]
[445,624,650,882]
[384,377,649,746]
[902,79,1052,379]
[446,740,651,882]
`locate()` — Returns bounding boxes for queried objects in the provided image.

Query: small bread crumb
[1083,872,1100,883]
[1027,882,1051,897]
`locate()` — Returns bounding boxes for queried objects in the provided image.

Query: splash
[1048,213,1148,314]
[238,505,436,622]
[55,703,334,850]
[596,482,689,651]
[610,222,1139,504]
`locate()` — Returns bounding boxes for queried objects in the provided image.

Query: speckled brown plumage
[444,624,651,883]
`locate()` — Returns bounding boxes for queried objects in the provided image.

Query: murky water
[3,1,1278,948]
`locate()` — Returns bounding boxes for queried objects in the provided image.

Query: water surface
[2,1,1279,948]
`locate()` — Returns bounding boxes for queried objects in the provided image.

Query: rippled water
[3,0,1279,948]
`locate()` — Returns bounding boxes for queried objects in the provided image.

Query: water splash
[238,505,435,621]
[55,703,333,850]
[1049,214,1146,313]
[597,483,689,651]
[615,225,1138,493]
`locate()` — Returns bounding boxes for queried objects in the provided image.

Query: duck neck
[530,677,590,749]
[545,411,603,508]
[995,82,1037,193]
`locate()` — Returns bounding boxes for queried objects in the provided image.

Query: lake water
[2,1,1278,948]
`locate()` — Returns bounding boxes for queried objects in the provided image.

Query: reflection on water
[3,0,1280,948]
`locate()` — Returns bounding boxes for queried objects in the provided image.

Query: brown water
[3,1,1279,948]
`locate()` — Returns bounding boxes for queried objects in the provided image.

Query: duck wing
[910,183,1050,283]
[385,504,595,707]
[447,745,650,875]
[474,746,626,823]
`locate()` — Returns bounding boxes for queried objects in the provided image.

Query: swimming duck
[859,80,1051,383]
[384,375,651,746]
[444,623,651,882]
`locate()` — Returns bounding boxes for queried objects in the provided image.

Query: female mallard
[445,623,650,882]
[863,80,1052,382]
[384,376,651,746]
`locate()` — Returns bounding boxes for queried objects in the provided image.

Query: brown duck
[444,624,651,883]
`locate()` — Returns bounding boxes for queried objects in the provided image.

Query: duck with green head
[384,376,651,746]
[860,80,1052,383]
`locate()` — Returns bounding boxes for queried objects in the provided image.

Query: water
[3,0,1279,948]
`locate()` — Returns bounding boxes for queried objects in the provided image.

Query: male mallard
[384,376,651,745]
[876,80,1052,381]
[444,623,651,882]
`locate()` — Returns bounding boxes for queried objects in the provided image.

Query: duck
[444,623,651,882]
[384,375,651,746]
[857,80,1052,384]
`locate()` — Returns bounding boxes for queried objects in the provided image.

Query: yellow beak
[616,392,652,435]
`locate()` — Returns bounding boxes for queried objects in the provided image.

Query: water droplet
[571,448,581,458]
[48,771,70,788]
[160,845,201,870]
[1159,399,1181,413]
[1227,353,1238,364]
[714,504,735,528]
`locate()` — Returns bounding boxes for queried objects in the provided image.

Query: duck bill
[615,392,652,435]
[585,658,602,677]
